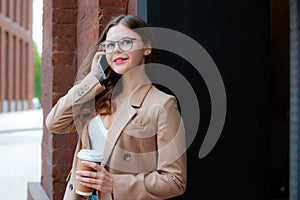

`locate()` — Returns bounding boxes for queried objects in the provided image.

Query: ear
[144,44,152,56]
[144,49,151,56]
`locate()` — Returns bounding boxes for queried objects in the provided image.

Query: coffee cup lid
[77,149,103,162]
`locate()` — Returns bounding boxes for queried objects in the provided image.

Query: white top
[88,115,108,156]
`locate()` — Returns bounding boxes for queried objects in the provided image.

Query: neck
[119,65,148,97]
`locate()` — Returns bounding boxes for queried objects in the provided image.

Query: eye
[120,38,132,46]
[107,42,115,49]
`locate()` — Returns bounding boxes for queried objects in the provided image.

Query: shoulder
[147,84,179,108]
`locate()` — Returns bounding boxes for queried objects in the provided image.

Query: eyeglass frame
[98,37,137,54]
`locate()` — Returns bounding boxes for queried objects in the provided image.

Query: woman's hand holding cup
[76,161,114,194]
[75,149,111,196]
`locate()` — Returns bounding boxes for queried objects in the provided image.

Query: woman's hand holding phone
[91,52,107,82]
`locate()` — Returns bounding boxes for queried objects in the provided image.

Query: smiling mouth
[113,57,128,64]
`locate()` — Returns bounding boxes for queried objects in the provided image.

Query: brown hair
[80,15,158,116]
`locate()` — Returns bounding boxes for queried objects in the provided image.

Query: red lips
[113,57,127,62]
[113,57,128,64]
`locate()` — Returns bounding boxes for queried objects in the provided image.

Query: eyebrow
[103,37,136,43]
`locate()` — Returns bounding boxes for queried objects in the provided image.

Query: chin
[112,68,126,75]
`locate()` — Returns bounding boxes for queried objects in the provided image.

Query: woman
[46,15,187,200]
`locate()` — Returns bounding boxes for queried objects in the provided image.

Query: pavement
[0,109,43,200]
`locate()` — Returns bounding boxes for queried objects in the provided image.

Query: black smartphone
[97,56,107,81]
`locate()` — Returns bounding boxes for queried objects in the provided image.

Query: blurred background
[0,0,43,199]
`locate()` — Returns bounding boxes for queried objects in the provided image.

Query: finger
[76,169,97,178]
[95,51,106,56]
[76,176,97,184]
[97,167,108,176]
[79,181,98,191]
[94,52,105,62]
[91,53,105,67]
[79,179,112,193]
[81,161,100,171]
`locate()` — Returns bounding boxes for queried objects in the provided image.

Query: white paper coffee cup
[75,149,103,196]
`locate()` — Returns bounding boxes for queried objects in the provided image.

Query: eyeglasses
[99,37,137,54]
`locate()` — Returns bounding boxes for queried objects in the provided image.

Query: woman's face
[104,24,151,75]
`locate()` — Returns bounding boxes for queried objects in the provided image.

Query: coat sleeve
[112,96,187,200]
[46,72,105,134]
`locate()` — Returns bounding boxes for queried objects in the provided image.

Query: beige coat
[46,71,187,200]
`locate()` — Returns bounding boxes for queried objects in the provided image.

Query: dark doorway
[137,0,289,199]
[270,0,290,199]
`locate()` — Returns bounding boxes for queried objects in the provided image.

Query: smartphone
[97,56,107,81]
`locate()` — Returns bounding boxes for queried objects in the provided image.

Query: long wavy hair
[79,15,158,117]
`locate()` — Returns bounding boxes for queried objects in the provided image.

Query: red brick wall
[77,0,100,72]
[42,0,78,199]
[41,0,137,199]
[128,0,137,15]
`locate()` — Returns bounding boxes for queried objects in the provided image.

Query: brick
[77,28,97,51]
[128,0,137,15]
[76,0,100,71]
[102,7,127,20]
[52,182,67,200]
[53,37,76,52]
[102,0,129,7]
[52,133,78,149]
[41,157,52,197]
[77,19,94,36]
[53,9,77,24]
[52,53,76,65]
[53,63,77,77]
[53,0,77,9]
[42,136,50,159]
[53,24,76,38]
[52,148,76,166]
[53,163,71,182]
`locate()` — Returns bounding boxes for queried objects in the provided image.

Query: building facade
[0,0,34,112]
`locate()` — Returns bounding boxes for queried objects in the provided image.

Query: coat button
[123,153,131,161]
[68,183,73,191]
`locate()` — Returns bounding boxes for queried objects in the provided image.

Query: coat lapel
[101,82,152,167]
[102,101,136,166]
